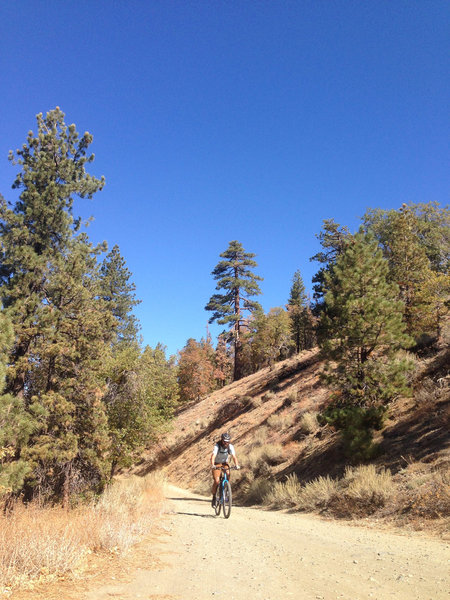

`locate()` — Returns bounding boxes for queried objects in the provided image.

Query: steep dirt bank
[135,345,449,530]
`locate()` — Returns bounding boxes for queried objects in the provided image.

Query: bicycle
[212,465,239,518]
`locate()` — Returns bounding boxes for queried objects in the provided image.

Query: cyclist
[210,432,240,507]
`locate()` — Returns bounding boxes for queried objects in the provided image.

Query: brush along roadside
[0,472,167,594]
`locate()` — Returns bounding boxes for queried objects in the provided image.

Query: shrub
[241,476,272,505]
[267,413,294,431]
[264,474,302,508]
[298,411,319,434]
[297,476,339,510]
[262,391,276,402]
[342,465,394,503]
[319,404,386,460]
[251,427,268,447]
[241,395,262,409]
[326,465,395,518]
[264,474,338,511]
[263,444,285,466]
[405,471,450,519]
[287,391,298,403]
[246,443,284,476]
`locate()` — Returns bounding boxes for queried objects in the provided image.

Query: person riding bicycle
[210,432,240,507]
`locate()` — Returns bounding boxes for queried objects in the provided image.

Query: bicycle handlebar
[211,465,241,470]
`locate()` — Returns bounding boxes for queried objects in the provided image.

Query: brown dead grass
[0,473,166,594]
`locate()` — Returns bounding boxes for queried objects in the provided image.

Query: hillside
[137,342,449,531]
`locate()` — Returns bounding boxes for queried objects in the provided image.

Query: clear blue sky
[1,1,449,356]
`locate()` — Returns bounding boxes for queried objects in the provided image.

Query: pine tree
[287,270,315,352]
[363,202,450,339]
[205,241,263,380]
[0,109,111,503]
[140,344,179,424]
[24,234,115,504]
[363,201,449,274]
[386,206,435,337]
[104,343,178,477]
[213,334,233,388]
[100,244,140,345]
[319,230,413,458]
[310,219,351,309]
[0,309,40,498]
[251,307,293,369]
[0,108,105,397]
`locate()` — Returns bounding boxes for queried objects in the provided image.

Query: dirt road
[85,485,449,600]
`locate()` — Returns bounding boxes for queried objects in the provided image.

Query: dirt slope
[136,346,449,520]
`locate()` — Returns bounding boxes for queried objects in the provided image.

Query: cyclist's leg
[211,464,221,495]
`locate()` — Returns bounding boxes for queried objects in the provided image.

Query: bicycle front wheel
[222,480,232,518]
[214,489,221,516]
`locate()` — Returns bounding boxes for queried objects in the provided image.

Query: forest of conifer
[0,108,448,506]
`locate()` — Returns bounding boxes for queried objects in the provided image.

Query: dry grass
[247,444,284,473]
[267,412,294,431]
[298,411,319,434]
[241,394,263,409]
[401,469,450,520]
[343,465,395,503]
[241,474,273,505]
[264,474,338,510]
[262,465,395,515]
[0,472,166,593]
[251,427,269,447]
[297,476,339,510]
[264,474,302,508]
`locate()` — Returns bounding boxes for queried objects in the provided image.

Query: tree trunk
[63,462,72,510]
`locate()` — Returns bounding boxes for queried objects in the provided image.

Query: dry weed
[343,465,395,503]
[0,473,166,593]
[297,476,339,510]
[299,411,319,434]
[267,413,294,431]
[241,475,272,505]
[405,471,450,519]
[264,474,302,508]
[247,444,284,472]
[251,427,269,447]
[241,395,262,409]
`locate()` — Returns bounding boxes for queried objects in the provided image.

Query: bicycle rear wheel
[214,489,221,516]
[222,480,232,518]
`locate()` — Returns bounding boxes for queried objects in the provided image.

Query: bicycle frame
[212,465,235,518]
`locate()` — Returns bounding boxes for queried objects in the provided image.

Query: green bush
[319,403,386,460]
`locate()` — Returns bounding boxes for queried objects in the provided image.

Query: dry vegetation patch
[0,473,166,594]
[262,465,396,517]
[298,411,319,434]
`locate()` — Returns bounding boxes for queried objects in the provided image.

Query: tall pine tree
[287,270,315,352]
[0,107,105,397]
[319,230,413,458]
[310,219,351,310]
[0,108,112,503]
[205,241,263,380]
[100,244,140,345]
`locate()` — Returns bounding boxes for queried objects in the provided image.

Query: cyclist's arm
[210,445,218,467]
[230,449,240,469]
